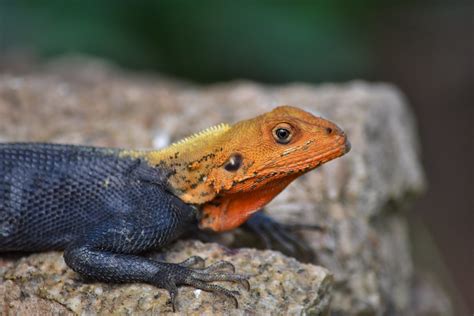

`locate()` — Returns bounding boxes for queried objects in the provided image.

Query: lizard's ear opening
[224,153,243,172]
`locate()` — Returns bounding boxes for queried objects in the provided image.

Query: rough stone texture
[1,241,331,315]
[0,57,451,315]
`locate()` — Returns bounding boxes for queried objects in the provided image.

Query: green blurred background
[3,0,379,82]
[1,0,472,312]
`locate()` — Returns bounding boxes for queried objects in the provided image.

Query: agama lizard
[0,106,350,310]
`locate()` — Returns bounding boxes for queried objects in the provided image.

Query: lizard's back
[0,143,140,251]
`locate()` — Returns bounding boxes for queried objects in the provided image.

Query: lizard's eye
[272,123,293,144]
[224,153,243,172]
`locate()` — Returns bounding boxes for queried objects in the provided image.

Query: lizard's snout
[344,138,351,154]
[322,121,350,154]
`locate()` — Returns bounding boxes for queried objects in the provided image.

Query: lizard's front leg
[243,210,325,262]
[63,215,248,311]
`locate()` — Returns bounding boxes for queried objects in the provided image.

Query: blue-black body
[0,143,193,251]
[0,143,247,310]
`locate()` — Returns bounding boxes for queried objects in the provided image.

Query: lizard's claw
[155,258,249,312]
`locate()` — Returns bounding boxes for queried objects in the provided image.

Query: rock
[0,57,450,315]
[0,241,332,315]
[409,274,455,316]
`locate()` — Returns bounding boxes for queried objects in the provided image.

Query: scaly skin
[0,105,350,310]
[122,105,350,231]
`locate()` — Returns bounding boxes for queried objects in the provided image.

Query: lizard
[0,105,350,310]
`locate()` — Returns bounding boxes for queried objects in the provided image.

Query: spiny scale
[118,123,230,166]
[142,122,231,164]
[169,123,230,148]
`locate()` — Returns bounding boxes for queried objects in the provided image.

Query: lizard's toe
[156,258,249,311]
[186,279,240,308]
[190,269,250,290]
[178,255,205,268]
[199,260,236,273]
[166,283,179,312]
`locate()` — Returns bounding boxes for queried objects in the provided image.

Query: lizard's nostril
[325,127,333,135]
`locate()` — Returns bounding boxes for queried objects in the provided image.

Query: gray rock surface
[0,57,450,315]
[1,241,331,315]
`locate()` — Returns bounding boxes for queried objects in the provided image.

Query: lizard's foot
[245,211,323,262]
[156,258,249,312]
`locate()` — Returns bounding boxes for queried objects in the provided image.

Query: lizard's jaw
[199,175,297,232]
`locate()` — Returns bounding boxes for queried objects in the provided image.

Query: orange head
[145,105,350,232]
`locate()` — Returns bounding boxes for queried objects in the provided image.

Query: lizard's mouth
[251,135,349,180]
[291,140,348,172]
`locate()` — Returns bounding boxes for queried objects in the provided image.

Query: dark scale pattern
[0,143,248,310]
[0,143,191,251]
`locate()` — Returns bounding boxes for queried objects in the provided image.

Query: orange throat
[199,175,297,232]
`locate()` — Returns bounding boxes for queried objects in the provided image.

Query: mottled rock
[0,57,449,315]
[0,241,331,315]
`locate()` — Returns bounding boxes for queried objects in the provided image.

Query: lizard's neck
[120,124,231,205]
[148,147,223,204]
